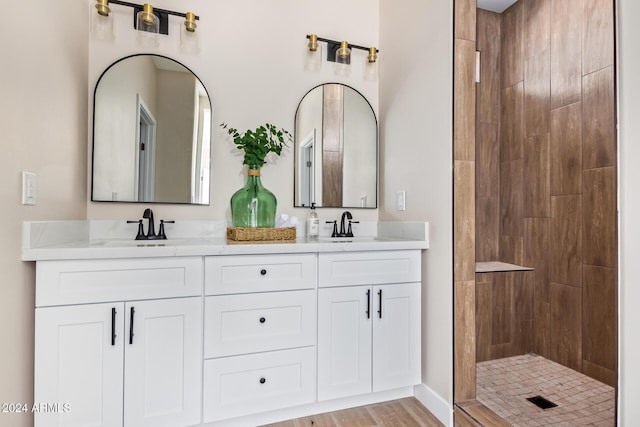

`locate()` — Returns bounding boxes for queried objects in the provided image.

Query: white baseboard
[413,383,454,427]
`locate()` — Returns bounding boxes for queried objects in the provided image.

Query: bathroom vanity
[23,221,428,427]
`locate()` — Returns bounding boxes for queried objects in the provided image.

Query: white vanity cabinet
[25,222,429,427]
[317,250,422,401]
[33,257,203,427]
[202,253,318,423]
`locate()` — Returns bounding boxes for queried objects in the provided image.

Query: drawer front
[205,254,316,295]
[36,257,203,307]
[202,347,316,422]
[318,250,421,287]
[204,290,316,358]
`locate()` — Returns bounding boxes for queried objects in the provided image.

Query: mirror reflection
[294,84,377,208]
[92,54,211,204]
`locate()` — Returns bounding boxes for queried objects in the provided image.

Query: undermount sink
[90,239,174,247]
[316,236,383,243]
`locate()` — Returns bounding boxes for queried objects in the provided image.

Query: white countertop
[22,220,429,261]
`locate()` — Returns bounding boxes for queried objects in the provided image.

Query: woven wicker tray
[226,227,296,241]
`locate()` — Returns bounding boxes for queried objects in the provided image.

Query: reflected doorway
[136,94,156,202]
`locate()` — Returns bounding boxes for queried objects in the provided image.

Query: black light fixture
[305,34,379,77]
[91,0,199,40]
[306,35,378,63]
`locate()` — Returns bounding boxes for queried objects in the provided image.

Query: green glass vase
[230,166,277,227]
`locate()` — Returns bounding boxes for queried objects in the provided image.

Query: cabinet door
[123,297,202,427]
[317,286,372,401]
[372,282,421,392]
[35,303,124,427]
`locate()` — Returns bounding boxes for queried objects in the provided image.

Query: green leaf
[220,122,292,167]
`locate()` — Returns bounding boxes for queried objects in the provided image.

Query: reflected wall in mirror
[294,84,377,208]
[92,54,212,204]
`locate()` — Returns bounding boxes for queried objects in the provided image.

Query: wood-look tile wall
[454,0,477,403]
[476,271,535,362]
[475,0,617,387]
[475,9,501,262]
[322,84,344,207]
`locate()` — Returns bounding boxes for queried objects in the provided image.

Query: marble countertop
[22,220,429,261]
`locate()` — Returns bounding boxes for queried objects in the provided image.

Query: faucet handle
[127,220,146,240]
[157,220,175,240]
[346,220,359,237]
[325,220,338,237]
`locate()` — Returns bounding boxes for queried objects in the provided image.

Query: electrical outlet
[396,190,406,211]
[22,172,37,205]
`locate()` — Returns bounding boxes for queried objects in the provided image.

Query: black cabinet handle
[259,317,266,324]
[366,289,371,319]
[260,269,267,276]
[129,306,135,345]
[259,377,266,384]
[111,307,117,346]
[378,289,382,319]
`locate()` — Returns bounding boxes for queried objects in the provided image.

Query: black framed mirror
[294,83,377,208]
[92,54,212,204]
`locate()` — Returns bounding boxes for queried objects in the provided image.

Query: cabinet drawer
[205,254,316,295]
[36,257,203,307]
[204,290,316,358]
[318,250,421,287]
[202,347,316,422]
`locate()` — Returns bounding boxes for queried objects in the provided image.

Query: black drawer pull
[378,289,383,319]
[260,269,267,276]
[259,317,266,324]
[366,289,371,319]
[129,306,135,344]
[111,307,117,346]
[259,377,266,384]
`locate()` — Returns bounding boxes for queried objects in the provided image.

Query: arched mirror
[92,54,212,204]
[294,84,377,208]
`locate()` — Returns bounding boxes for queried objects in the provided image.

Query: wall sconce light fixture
[305,34,322,71]
[180,12,199,53]
[91,0,200,50]
[364,47,379,81]
[136,3,160,47]
[334,41,351,76]
[305,34,379,77]
[92,0,115,40]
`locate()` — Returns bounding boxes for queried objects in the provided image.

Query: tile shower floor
[476,354,615,426]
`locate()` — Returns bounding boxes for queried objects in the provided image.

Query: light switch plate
[22,171,37,205]
[396,190,406,211]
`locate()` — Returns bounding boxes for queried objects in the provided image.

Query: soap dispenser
[307,203,319,238]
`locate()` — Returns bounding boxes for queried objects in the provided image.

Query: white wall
[295,86,324,206]
[93,56,157,201]
[617,0,640,424]
[379,0,454,420]
[87,0,380,226]
[0,2,88,426]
